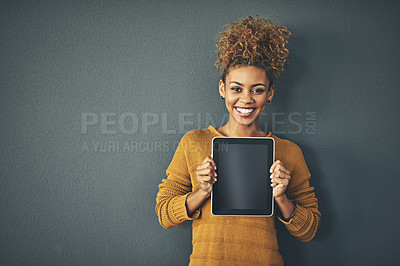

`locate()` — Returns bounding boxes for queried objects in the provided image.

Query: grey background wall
[1,0,399,265]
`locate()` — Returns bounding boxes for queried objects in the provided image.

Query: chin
[234,113,259,125]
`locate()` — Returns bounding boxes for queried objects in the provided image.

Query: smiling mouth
[234,107,256,117]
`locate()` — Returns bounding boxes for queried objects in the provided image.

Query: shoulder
[182,126,216,140]
[271,134,303,156]
[181,128,208,142]
[178,128,211,149]
[271,134,310,178]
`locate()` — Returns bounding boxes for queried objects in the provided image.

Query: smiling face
[219,65,274,130]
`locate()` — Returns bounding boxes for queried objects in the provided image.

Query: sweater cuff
[277,203,309,232]
[170,192,201,223]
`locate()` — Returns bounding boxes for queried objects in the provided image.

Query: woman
[155,16,321,265]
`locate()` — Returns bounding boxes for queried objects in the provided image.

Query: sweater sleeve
[155,134,201,229]
[277,145,321,242]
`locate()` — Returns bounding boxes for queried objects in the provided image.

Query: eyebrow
[229,81,267,88]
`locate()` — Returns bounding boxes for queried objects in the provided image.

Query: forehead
[226,66,268,83]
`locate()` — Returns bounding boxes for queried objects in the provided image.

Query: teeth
[236,107,255,114]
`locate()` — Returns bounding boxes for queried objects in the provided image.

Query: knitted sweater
[155,125,321,265]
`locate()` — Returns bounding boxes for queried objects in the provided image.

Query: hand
[270,160,291,199]
[196,156,217,197]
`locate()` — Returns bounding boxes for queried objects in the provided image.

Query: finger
[204,156,217,170]
[197,161,215,171]
[196,167,216,176]
[197,171,217,182]
[275,164,290,175]
[272,170,291,180]
[270,160,283,173]
[271,180,282,188]
[269,160,277,173]
[200,181,213,186]
[199,176,215,184]
[270,170,290,181]
[197,173,217,184]
[272,177,289,186]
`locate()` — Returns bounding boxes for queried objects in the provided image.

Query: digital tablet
[211,137,275,216]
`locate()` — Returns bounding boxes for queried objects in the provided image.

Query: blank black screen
[212,138,274,216]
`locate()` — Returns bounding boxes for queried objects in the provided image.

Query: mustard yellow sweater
[155,125,321,265]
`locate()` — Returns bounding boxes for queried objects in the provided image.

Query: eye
[253,88,265,93]
[231,87,265,93]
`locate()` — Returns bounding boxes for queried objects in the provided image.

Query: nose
[239,91,254,104]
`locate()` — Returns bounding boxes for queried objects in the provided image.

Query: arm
[155,134,202,229]
[276,147,321,242]
[186,188,209,217]
[275,194,295,220]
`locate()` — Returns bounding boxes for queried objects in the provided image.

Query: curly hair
[215,15,291,86]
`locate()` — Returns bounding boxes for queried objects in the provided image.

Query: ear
[219,80,225,97]
[267,84,274,101]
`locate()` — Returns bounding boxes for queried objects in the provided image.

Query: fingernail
[270,168,273,173]
[214,166,217,170]
[270,174,273,179]
[214,173,217,176]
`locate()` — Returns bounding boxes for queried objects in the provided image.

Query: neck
[220,119,267,137]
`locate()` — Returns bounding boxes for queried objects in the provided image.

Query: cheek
[225,95,237,109]
[259,95,268,107]
[226,101,235,113]
[257,99,267,112]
